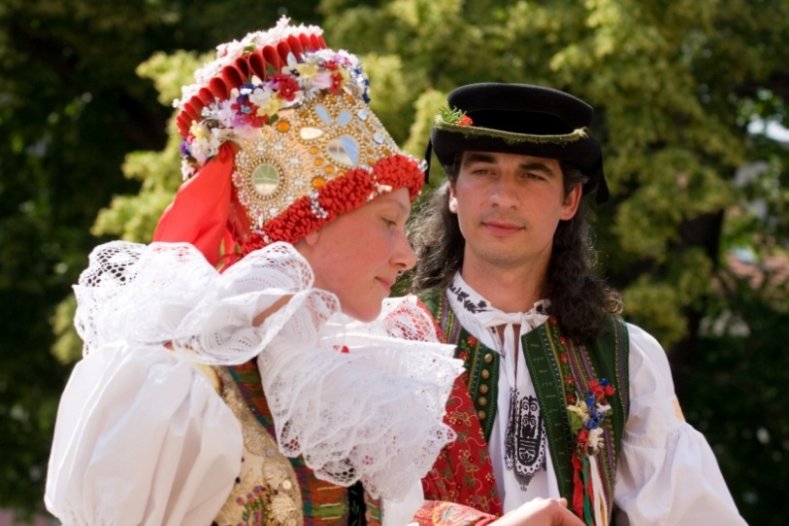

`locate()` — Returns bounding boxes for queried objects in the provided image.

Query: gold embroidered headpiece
[155,18,424,265]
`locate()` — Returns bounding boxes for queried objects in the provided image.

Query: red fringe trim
[239,153,424,253]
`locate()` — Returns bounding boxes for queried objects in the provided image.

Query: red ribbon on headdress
[153,142,237,267]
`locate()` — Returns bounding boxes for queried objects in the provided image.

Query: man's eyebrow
[461,152,497,165]
[462,152,558,177]
[518,161,557,177]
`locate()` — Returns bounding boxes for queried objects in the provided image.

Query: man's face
[298,188,416,322]
[449,150,582,273]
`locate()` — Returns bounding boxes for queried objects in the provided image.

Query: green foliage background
[1,0,786,523]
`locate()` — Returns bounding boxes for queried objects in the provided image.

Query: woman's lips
[376,276,394,290]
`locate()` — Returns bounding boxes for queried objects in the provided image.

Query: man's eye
[520,171,545,181]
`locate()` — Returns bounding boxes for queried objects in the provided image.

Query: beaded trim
[434,119,589,146]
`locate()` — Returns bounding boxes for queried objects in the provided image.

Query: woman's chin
[342,303,382,323]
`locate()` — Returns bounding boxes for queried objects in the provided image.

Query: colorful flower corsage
[566,378,616,456]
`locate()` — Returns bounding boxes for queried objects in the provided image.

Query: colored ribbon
[153,142,236,267]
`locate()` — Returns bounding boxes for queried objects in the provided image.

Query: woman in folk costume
[44,18,466,526]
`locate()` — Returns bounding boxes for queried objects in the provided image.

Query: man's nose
[488,174,520,207]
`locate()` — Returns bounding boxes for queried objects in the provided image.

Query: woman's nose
[393,231,416,271]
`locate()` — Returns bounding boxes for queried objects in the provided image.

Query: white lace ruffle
[73,240,326,365]
[73,240,462,500]
[260,295,462,499]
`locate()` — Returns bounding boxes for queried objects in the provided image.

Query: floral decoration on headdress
[178,48,371,180]
[159,17,424,258]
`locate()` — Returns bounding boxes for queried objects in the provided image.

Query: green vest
[420,288,629,524]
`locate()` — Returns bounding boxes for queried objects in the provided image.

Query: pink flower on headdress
[231,99,268,127]
[310,70,333,90]
[329,72,344,94]
[273,74,300,101]
[322,59,339,71]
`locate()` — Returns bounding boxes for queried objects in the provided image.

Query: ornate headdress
[154,18,424,266]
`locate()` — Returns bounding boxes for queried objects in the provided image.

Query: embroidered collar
[448,273,550,319]
[446,273,551,356]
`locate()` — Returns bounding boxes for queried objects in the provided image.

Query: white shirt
[446,273,746,526]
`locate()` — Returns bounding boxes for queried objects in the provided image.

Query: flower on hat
[438,107,474,127]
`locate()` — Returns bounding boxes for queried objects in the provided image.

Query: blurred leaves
[1,0,786,523]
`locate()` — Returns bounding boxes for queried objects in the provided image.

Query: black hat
[429,83,608,202]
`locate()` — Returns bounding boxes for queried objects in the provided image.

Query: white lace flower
[588,427,604,452]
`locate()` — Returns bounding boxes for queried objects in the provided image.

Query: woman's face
[296,188,416,321]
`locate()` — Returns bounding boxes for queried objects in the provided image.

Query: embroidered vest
[420,289,629,525]
[205,361,381,526]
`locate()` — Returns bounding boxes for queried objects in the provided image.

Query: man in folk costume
[409,83,747,525]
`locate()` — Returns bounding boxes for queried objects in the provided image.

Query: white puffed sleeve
[613,324,746,526]
[45,342,242,526]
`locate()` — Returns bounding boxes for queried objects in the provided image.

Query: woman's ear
[293,229,321,260]
[302,229,321,247]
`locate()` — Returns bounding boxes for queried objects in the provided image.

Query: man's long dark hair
[408,158,622,343]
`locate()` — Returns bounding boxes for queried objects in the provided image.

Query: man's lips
[482,220,523,235]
